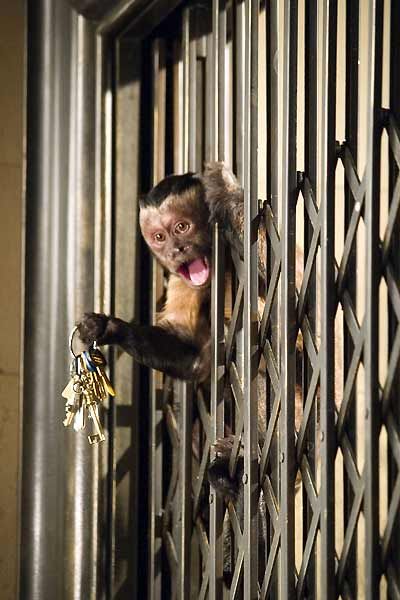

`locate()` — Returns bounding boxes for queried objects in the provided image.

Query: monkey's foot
[208,436,243,501]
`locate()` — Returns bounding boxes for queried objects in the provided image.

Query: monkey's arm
[202,162,244,256]
[202,162,266,277]
[78,312,205,381]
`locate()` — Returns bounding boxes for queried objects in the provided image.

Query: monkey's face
[139,192,212,289]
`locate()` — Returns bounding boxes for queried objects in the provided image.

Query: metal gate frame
[93,0,399,598]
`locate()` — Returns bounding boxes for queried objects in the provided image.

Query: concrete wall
[0,3,25,599]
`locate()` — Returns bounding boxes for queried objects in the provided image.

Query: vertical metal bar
[390,0,400,125]
[178,381,192,600]
[205,2,216,165]
[218,0,226,161]
[21,2,74,598]
[266,0,278,205]
[243,1,258,598]
[265,2,279,593]
[182,8,190,172]
[153,39,166,183]
[303,1,318,596]
[208,3,224,599]
[234,0,245,182]
[173,39,183,174]
[188,7,197,171]
[388,0,400,580]
[343,2,359,594]
[319,2,337,598]
[304,0,317,191]
[94,33,114,600]
[233,7,246,473]
[112,35,142,600]
[177,9,198,596]
[149,38,166,600]
[364,2,383,597]
[209,224,225,600]
[69,16,102,600]
[279,2,297,597]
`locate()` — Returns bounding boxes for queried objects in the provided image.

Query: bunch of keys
[61,326,115,444]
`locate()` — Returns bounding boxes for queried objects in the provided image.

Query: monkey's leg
[78,312,204,381]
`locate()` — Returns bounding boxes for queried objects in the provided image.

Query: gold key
[89,348,116,396]
[87,402,106,444]
[63,378,82,427]
[61,377,75,401]
[96,366,115,397]
[91,370,106,401]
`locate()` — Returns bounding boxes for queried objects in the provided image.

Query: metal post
[364,2,383,598]
[149,37,166,600]
[263,1,279,595]
[21,3,102,599]
[279,1,297,597]
[343,2,359,595]
[111,35,143,599]
[208,3,225,598]
[319,2,337,598]
[243,1,259,598]
[302,2,318,594]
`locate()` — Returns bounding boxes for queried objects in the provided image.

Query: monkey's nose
[171,245,188,257]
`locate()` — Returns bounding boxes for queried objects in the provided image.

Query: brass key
[87,402,106,444]
[63,377,82,427]
[90,348,116,396]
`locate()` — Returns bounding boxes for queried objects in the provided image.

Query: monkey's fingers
[78,312,109,346]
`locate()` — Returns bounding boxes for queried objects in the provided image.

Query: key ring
[69,325,79,358]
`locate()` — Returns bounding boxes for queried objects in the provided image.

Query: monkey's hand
[78,312,128,346]
[202,162,244,242]
[78,312,203,380]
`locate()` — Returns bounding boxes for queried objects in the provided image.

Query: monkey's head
[139,173,212,289]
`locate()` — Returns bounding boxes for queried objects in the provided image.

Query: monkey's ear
[138,194,147,210]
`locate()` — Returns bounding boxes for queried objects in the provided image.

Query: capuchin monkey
[78,163,311,584]
[78,163,265,378]
[79,171,213,382]
[78,163,298,497]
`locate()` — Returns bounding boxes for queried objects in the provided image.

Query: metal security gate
[22,1,400,599]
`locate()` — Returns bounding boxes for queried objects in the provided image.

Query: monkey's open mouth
[177,257,210,286]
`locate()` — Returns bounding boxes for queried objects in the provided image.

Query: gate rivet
[209,494,214,505]
[280,452,285,463]
[242,473,248,484]
[320,431,325,442]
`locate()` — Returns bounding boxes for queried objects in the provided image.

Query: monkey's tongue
[184,258,209,286]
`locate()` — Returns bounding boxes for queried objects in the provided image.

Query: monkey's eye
[154,232,165,242]
[175,222,190,234]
